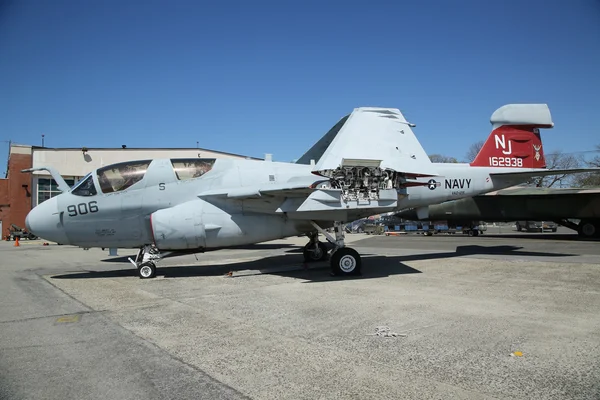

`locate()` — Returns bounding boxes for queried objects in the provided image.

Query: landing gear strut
[310,221,362,276]
[303,231,328,263]
[128,244,163,279]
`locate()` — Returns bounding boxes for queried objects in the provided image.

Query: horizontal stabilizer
[490,104,554,129]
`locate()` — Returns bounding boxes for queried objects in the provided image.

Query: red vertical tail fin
[470,104,553,168]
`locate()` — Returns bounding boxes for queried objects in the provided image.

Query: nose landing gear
[129,244,163,279]
[138,262,157,279]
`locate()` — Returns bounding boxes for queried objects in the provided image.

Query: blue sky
[1,0,599,174]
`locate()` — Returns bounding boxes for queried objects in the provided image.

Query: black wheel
[303,242,328,262]
[578,221,597,238]
[468,230,474,237]
[552,228,557,233]
[330,247,361,276]
[516,223,522,232]
[138,262,156,279]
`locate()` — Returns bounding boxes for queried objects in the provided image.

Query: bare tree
[465,140,485,163]
[573,145,600,187]
[528,151,583,188]
[428,154,458,163]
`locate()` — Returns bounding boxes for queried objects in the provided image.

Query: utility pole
[1,140,11,178]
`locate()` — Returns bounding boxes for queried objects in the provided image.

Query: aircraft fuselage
[27,157,531,249]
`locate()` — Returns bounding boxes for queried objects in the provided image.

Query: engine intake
[151,200,206,250]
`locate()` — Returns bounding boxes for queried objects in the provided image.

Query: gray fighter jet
[23,104,597,278]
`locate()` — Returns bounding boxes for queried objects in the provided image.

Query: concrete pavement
[1,233,600,399]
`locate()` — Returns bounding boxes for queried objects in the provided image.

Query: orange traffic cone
[14,237,19,247]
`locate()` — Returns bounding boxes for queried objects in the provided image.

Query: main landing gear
[128,244,163,279]
[303,231,329,263]
[308,221,362,277]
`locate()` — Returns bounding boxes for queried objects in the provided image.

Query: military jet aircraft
[23,104,596,278]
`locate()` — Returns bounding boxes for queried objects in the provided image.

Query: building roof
[20,144,262,160]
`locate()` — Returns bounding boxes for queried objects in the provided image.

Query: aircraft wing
[307,107,438,178]
[199,177,403,222]
[198,176,327,200]
[198,107,444,221]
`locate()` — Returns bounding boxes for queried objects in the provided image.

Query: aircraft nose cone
[25,213,32,233]
[25,196,70,244]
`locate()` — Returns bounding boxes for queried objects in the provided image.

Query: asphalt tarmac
[1,232,599,399]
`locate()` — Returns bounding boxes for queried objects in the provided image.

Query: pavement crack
[0,310,97,324]
[1,340,91,351]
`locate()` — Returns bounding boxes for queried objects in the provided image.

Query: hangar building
[0,143,258,238]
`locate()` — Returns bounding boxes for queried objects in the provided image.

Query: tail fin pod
[470,104,554,168]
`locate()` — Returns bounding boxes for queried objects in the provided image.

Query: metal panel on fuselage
[59,175,151,248]
[201,160,314,246]
[399,164,492,209]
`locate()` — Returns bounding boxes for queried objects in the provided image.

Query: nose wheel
[129,244,163,279]
[138,262,157,279]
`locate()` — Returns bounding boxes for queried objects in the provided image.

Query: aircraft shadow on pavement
[457,244,574,256]
[100,243,302,263]
[384,245,579,262]
[389,244,576,263]
[480,233,598,242]
[51,244,574,282]
[52,253,421,282]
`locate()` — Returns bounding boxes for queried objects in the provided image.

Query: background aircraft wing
[299,107,438,178]
[490,168,600,182]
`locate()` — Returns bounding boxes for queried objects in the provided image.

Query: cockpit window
[97,160,151,193]
[71,174,97,197]
[171,159,216,180]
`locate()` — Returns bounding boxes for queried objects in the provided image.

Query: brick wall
[0,148,33,237]
[0,179,9,237]
[8,153,33,234]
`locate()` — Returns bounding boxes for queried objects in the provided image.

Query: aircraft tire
[138,262,156,279]
[330,248,361,276]
[578,221,598,238]
[303,242,328,262]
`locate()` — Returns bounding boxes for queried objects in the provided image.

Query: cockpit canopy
[171,159,215,180]
[97,160,151,193]
[71,173,97,197]
[69,158,217,197]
